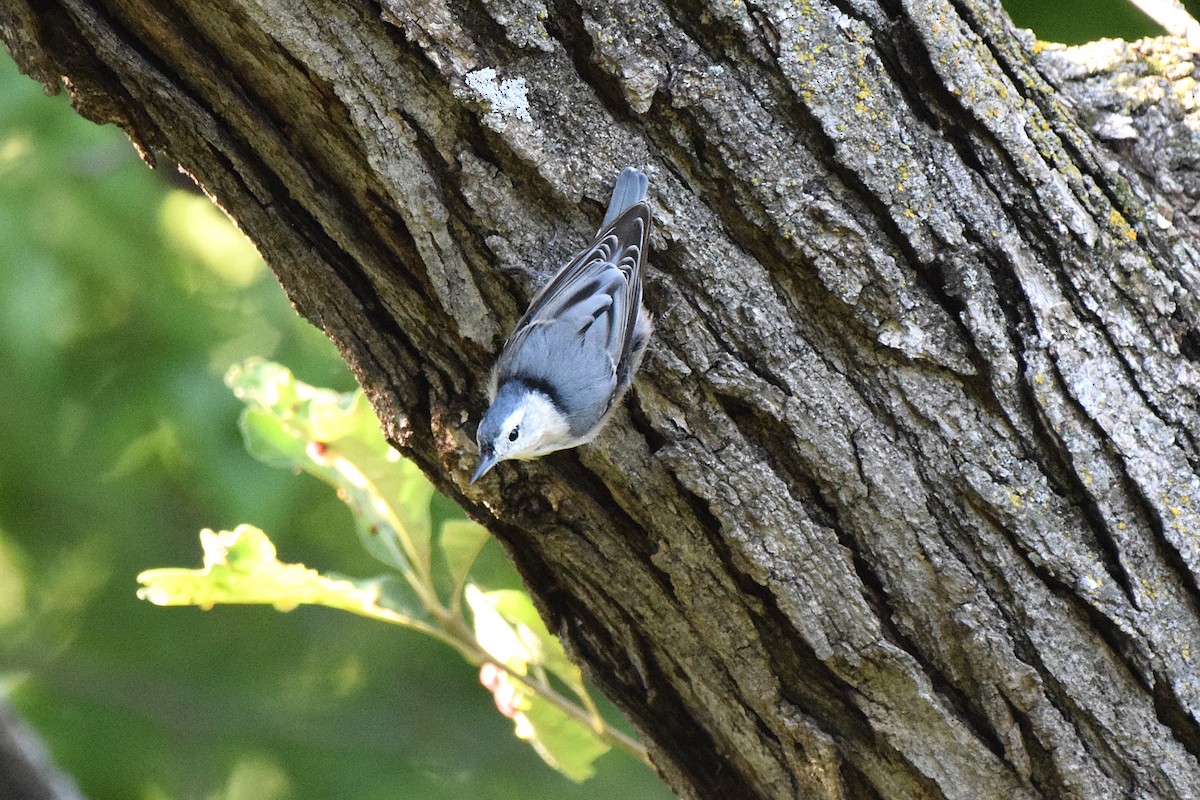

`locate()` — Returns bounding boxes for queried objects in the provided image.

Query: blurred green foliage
[1004,0,1197,44]
[1,2,1193,796]
[0,56,667,800]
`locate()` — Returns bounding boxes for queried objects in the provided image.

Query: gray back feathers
[489,167,653,439]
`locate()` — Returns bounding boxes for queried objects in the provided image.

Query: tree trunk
[4,1,1199,797]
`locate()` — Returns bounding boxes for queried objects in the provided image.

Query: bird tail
[600,167,649,230]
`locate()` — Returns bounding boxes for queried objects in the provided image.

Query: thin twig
[361,601,654,767]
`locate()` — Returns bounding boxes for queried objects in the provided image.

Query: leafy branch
[136,359,648,780]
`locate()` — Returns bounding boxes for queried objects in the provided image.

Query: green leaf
[225,358,356,443]
[222,359,436,579]
[466,585,534,672]
[359,573,427,621]
[238,407,307,469]
[368,456,433,577]
[517,693,610,782]
[477,662,610,783]
[136,525,429,627]
[324,449,419,574]
[467,586,602,727]
[485,589,587,696]
[438,519,491,612]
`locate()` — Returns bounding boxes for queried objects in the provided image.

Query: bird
[472,167,653,483]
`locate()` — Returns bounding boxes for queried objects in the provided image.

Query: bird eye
[508,426,520,442]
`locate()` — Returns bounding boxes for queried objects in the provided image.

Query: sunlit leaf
[517,692,610,782]
[477,660,610,782]
[466,585,534,672]
[222,359,435,577]
[238,407,307,469]
[136,524,427,627]
[484,589,589,700]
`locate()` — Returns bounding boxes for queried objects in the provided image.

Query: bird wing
[492,201,652,414]
[515,202,649,350]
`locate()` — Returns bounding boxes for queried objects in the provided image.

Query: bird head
[472,382,571,483]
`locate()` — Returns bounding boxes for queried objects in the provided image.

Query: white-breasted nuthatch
[472,167,653,483]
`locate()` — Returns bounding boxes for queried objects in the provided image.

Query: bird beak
[471,452,498,484]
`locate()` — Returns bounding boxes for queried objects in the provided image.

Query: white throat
[504,391,572,459]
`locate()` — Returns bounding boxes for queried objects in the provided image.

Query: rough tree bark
[4,0,1199,797]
